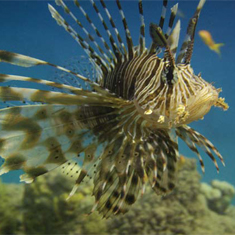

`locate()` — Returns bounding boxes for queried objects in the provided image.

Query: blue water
[0,1,234,190]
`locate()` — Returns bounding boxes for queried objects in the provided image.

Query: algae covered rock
[22,168,106,235]
[107,158,235,235]
[0,180,24,234]
[0,157,235,235]
[107,158,201,235]
[201,180,235,214]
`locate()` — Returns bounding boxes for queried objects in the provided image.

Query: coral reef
[0,158,235,235]
[107,159,235,235]
[201,180,235,214]
[22,168,106,235]
[0,180,24,234]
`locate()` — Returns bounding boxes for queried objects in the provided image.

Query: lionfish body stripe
[0,0,229,218]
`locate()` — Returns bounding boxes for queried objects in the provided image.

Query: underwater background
[0,0,234,234]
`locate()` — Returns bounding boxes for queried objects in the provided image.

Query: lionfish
[0,0,229,218]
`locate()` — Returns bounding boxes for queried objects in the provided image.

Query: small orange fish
[199,30,224,55]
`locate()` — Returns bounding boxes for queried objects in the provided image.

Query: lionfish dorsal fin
[116,0,134,60]
[149,23,175,67]
[138,0,146,55]
[176,0,206,64]
[167,20,181,58]
[165,3,178,39]
[149,23,168,49]
[159,0,168,29]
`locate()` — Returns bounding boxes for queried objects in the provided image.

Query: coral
[107,159,235,235]
[0,157,235,235]
[0,179,24,234]
[22,168,107,235]
[200,180,235,214]
[107,159,202,234]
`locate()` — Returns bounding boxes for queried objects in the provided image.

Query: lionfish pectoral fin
[0,50,121,101]
[88,128,180,218]
[0,50,91,84]
[144,130,179,196]
[59,159,88,200]
[0,50,45,67]
[0,104,105,183]
[92,138,144,218]
[176,125,225,173]
[62,143,106,201]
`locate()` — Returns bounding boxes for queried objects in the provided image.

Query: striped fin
[149,23,168,50]
[159,0,168,29]
[0,105,94,182]
[167,20,181,58]
[0,50,91,83]
[0,102,125,189]
[90,0,121,62]
[176,125,225,173]
[73,0,116,64]
[0,50,45,67]
[144,131,179,195]
[149,23,175,66]
[138,0,146,55]
[48,4,108,76]
[176,0,206,64]
[116,0,134,59]
[0,74,85,95]
[165,3,178,39]
[0,50,119,98]
[0,85,124,106]
[55,0,113,70]
[92,139,144,217]
[150,2,178,55]
[87,128,179,218]
[100,0,127,56]
[175,128,205,173]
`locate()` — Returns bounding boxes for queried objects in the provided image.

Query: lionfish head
[134,0,228,129]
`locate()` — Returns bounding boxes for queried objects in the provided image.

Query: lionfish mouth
[0,0,229,218]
